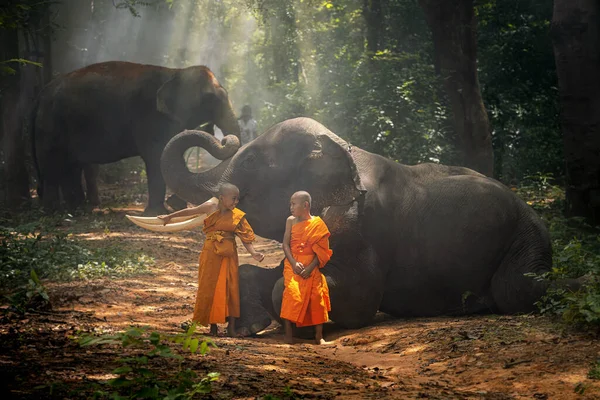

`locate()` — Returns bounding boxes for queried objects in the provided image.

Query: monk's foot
[315,338,329,345]
[209,325,218,336]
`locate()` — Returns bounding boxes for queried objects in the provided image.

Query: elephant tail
[29,96,43,199]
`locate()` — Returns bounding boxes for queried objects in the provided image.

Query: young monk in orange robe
[158,183,264,337]
[281,191,332,345]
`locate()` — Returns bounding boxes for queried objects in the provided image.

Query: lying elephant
[161,117,553,333]
[32,61,240,214]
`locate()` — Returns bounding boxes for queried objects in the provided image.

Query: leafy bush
[0,218,153,291]
[98,157,146,185]
[517,175,600,329]
[79,324,219,399]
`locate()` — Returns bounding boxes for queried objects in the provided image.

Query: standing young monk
[158,183,264,337]
[281,191,332,344]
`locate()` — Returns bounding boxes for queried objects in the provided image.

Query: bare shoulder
[286,215,297,226]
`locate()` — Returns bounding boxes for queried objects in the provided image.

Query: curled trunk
[160,130,239,204]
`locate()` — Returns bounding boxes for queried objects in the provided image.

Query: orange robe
[192,208,255,326]
[280,216,332,327]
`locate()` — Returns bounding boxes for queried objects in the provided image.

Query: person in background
[238,105,258,145]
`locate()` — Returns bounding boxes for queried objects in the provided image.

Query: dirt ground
[2,200,600,399]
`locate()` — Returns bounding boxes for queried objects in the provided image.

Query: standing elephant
[160,117,553,334]
[32,61,240,214]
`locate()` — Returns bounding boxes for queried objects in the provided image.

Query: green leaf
[30,269,41,285]
[149,331,160,346]
[189,338,199,353]
[134,385,159,398]
[107,376,132,388]
[186,322,197,336]
[199,341,208,355]
[112,366,132,375]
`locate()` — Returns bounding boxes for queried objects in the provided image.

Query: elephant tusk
[126,214,207,232]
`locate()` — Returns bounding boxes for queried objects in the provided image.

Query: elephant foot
[236,317,272,337]
[143,204,169,216]
[166,194,187,211]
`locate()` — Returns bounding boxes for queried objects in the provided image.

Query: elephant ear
[156,74,183,124]
[156,72,209,126]
[299,133,366,209]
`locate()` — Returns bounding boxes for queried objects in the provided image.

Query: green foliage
[98,157,146,185]
[0,217,153,291]
[79,324,219,399]
[588,360,600,380]
[0,58,42,75]
[477,0,561,182]
[517,175,600,330]
[5,269,51,313]
[0,0,55,29]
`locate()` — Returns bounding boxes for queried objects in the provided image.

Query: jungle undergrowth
[0,208,153,294]
[516,173,600,330]
[78,323,219,399]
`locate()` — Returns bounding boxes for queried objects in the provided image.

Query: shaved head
[218,183,239,196]
[292,191,311,208]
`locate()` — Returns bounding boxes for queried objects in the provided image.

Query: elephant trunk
[216,98,241,139]
[160,130,240,204]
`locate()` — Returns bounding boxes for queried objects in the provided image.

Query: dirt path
[1,205,600,399]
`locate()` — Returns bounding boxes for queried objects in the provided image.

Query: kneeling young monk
[281,191,332,345]
[158,183,264,337]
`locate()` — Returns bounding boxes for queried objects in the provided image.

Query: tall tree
[551,0,600,225]
[419,0,493,176]
[363,0,383,56]
[0,1,54,208]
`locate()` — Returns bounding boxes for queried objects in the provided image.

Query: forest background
[1,0,599,329]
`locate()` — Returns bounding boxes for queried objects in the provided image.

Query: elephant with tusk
[161,117,561,335]
[32,61,240,214]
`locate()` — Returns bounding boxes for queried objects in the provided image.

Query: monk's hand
[157,215,171,226]
[252,252,265,262]
[293,261,305,275]
[300,265,314,279]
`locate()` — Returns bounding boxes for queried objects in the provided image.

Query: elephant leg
[41,175,61,211]
[83,164,100,206]
[165,193,187,211]
[37,155,62,211]
[236,264,283,336]
[61,165,85,211]
[142,157,168,216]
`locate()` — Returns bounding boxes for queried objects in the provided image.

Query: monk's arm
[241,241,263,260]
[158,198,217,223]
[282,217,296,266]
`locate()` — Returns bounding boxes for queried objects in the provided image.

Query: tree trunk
[363,0,383,56]
[551,0,600,225]
[419,0,494,176]
[0,29,31,208]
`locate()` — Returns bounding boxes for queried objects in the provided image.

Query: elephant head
[161,117,365,240]
[156,66,240,138]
